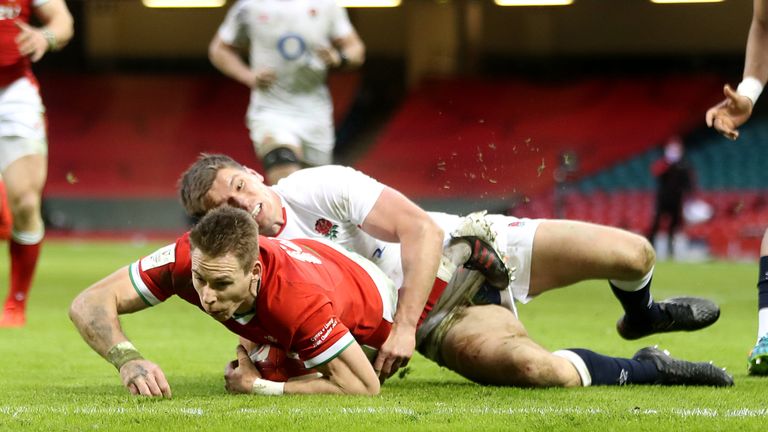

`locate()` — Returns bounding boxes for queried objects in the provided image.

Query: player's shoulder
[139,232,191,272]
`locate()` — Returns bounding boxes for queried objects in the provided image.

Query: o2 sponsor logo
[277,33,307,61]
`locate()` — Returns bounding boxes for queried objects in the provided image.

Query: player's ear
[249,261,262,296]
[244,167,265,183]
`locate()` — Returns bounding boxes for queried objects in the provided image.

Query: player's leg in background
[0,177,12,240]
[0,151,46,327]
[526,220,718,340]
[748,228,768,375]
[249,117,305,185]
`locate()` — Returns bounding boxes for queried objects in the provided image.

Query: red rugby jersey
[0,0,36,86]
[130,234,392,368]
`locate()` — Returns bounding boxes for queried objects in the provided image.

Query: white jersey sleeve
[329,3,354,40]
[275,165,385,226]
[217,0,250,46]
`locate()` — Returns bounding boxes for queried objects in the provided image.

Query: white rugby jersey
[217,0,354,118]
[271,165,464,288]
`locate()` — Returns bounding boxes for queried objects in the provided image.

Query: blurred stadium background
[35,0,761,261]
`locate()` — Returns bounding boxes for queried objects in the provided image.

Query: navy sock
[610,278,665,325]
[568,348,659,385]
[758,256,768,310]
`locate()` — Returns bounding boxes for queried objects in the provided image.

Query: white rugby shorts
[0,77,47,170]
[484,215,542,304]
[248,110,334,166]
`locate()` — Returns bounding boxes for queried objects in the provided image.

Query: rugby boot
[748,335,768,376]
[0,302,25,328]
[450,211,513,290]
[457,235,510,289]
[633,346,733,387]
[616,296,720,340]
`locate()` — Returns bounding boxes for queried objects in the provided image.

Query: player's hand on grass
[373,323,415,383]
[120,359,172,398]
[14,21,48,63]
[224,344,261,394]
[706,84,753,140]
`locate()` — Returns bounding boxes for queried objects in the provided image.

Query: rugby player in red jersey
[0,0,72,327]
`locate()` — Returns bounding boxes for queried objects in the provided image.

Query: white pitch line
[2,406,768,418]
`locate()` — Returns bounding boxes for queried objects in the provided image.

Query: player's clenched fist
[224,344,261,394]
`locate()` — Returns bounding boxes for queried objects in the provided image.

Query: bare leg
[528,220,655,297]
[440,305,581,387]
[1,153,46,326]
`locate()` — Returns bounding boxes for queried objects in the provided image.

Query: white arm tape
[252,378,285,396]
[737,76,763,105]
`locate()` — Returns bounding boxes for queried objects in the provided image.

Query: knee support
[261,147,300,171]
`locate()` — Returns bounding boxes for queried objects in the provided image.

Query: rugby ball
[248,343,321,382]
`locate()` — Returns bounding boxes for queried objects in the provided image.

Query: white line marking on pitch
[3,406,768,418]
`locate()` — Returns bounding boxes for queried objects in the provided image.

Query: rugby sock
[556,349,659,386]
[756,256,768,341]
[5,230,44,312]
[610,267,665,325]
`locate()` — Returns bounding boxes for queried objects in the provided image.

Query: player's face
[191,249,257,322]
[205,168,284,236]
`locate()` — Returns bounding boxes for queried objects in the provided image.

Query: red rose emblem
[315,219,333,236]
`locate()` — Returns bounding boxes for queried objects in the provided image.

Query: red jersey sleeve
[128,235,191,306]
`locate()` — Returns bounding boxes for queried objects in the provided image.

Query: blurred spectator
[647,137,693,259]
[0,0,74,327]
[208,0,365,185]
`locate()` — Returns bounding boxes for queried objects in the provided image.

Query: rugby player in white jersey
[174,154,725,388]
[705,0,768,374]
[69,207,732,397]
[209,0,365,185]
[0,0,72,327]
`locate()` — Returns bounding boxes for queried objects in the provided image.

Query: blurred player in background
[705,0,768,375]
[69,207,733,397]
[0,0,73,327]
[208,0,365,185]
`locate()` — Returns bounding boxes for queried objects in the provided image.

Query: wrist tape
[106,341,144,371]
[737,76,763,105]
[252,378,285,396]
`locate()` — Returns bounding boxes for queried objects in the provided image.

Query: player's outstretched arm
[706,0,768,139]
[362,187,444,380]
[225,343,380,396]
[69,267,172,398]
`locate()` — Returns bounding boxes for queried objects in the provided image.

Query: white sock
[758,308,768,343]
[610,266,654,292]
[553,350,592,387]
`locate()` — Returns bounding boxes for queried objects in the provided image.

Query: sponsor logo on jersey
[140,243,176,270]
[314,218,339,240]
[311,317,338,347]
[508,221,525,228]
[371,247,384,259]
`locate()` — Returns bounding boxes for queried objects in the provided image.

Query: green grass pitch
[0,239,766,431]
